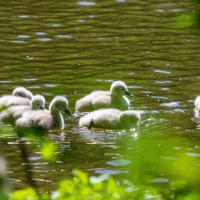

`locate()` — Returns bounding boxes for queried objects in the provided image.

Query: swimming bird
[75,81,133,113]
[0,87,33,109]
[0,95,45,124]
[79,108,140,130]
[12,87,33,100]
[194,95,200,118]
[15,96,72,130]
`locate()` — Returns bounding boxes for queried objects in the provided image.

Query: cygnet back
[0,95,45,124]
[12,87,33,100]
[79,108,139,130]
[76,81,133,112]
[0,87,33,108]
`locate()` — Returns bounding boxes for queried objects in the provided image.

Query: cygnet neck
[49,103,60,115]
[49,104,63,127]
[110,92,124,99]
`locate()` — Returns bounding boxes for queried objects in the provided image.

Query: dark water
[0,0,200,192]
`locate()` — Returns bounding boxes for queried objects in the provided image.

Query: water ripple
[95,169,129,175]
[151,178,169,183]
[18,15,29,19]
[37,38,51,42]
[106,159,131,166]
[154,69,171,74]
[186,152,200,157]
[36,32,46,35]
[55,35,72,38]
[77,1,96,6]
[17,35,31,39]
[160,102,180,107]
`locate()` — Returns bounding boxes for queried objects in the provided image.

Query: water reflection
[160,101,180,107]
[106,159,131,166]
[95,169,128,175]
[151,178,169,183]
[77,2,96,6]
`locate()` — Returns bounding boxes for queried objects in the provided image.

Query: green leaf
[40,140,57,162]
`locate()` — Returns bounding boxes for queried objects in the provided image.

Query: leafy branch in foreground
[10,169,200,200]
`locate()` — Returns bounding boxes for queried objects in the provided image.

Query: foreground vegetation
[0,124,200,200]
[10,170,200,200]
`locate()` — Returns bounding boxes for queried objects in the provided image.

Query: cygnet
[15,96,72,130]
[194,95,200,118]
[0,87,33,109]
[12,87,33,100]
[79,108,140,130]
[75,81,133,113]
[0,95,45,124]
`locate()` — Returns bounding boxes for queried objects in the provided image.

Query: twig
[17,132,40,197]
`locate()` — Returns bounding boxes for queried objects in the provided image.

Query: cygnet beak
[125,90,133,97]
[39,106,45,110]
[65,108,73,116]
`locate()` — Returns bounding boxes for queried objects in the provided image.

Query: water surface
[0,0,200,193]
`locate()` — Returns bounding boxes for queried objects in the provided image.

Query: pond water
[0,0,200,194]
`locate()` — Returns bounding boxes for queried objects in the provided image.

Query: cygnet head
[119,110,140,128]
[12,87,33,100]
[31,95,45,110]
[110,81,133,97]
[50,96,72,116]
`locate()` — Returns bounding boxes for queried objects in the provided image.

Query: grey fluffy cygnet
[15,96,72,130]
[194,95,200,118]
[75,81,133,113]
[12,87,33,100]
[0,87,33,108]
[0,95,45,124]
[79,108,140,130]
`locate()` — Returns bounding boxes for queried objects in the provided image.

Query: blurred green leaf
[40,140,57,162]
[176,13,196,28]
[175,12,200,29]
[11,187,38,200]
